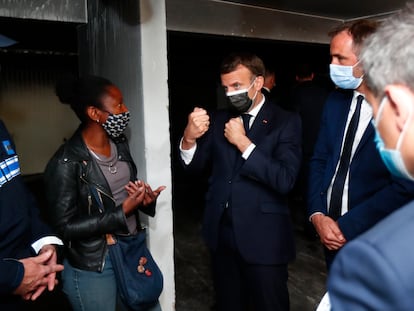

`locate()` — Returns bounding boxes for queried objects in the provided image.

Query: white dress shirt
[326,91,372,217]
[180,97,265,164]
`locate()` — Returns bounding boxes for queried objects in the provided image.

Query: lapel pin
[262,119,268,124]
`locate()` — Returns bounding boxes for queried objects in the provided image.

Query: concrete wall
[78,1,175,309]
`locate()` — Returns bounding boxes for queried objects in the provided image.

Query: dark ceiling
[225,0,407,20]
[0,17,78,53]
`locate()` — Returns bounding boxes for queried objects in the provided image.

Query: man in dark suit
[0,119,64,310]
[307,19,414,270]
[261,66,279,104]
[179,52,301,311]
[326,5,414,310]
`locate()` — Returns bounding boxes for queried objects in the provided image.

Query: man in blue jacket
[326,4,414,310]
[307,19,414,269]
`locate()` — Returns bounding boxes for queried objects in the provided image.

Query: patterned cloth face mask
[102,111,130,138]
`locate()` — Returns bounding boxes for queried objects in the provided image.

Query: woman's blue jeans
[62,254,162,311]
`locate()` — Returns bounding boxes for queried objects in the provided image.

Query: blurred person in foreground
[326,3,414,310]
[0,34,64,311]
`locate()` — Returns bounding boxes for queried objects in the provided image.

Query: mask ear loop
[352,59,361,68]
[248,77,257,90]
[376,95,414,180]
[395,97,413,151]
[352,60,364,80]
[374,97,387,128]
[378,95,413,151]
[248,77,258,102]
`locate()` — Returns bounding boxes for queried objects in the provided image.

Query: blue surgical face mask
[373,97,414,181]
[330,61,363,89]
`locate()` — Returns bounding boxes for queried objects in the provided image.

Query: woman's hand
[122,181,146,215]
[123,180,166,214]
[141,182,166,207]
[122,180,166,215]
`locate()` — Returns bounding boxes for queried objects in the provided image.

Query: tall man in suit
[179,52,301,311]
[307,19,414,269]
[327,4,414,310]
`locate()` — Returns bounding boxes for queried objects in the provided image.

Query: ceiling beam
[0,0,87,23]
[166,0,342,44]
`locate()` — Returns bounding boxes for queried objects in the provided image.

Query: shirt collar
[247,95,265,118]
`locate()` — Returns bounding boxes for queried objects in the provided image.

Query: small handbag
[89,185,163,311]
[108,230,164,311]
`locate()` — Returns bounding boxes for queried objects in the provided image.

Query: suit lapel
[227,102,273,174]
[354,119,374,156]
[248,101,273,143]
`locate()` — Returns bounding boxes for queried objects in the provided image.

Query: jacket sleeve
[242,112,302,195]
[24,181,55,243]
[0,259,24,295]
[44,153,128,241]
[338,176,414,240]
[307,96,333,217]
[328,238,406,311]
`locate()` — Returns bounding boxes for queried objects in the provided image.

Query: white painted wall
[139,2,175,310]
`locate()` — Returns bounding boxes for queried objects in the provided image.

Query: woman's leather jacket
[44,126,155,272]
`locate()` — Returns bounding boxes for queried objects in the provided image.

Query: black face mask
[227,90,254,115]
[226,79,257,115]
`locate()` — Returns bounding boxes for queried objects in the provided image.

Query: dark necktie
[241,114,251,134]
[329,95,364,220]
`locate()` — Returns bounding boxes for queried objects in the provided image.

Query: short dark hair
[264,67,275,78]
[295,63,314,79]
[329,19,380,52]
[220,52,265,78]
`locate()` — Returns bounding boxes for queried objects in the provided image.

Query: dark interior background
[1,15,332,223]
[1,16,332,310]
[166,30,332,213]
